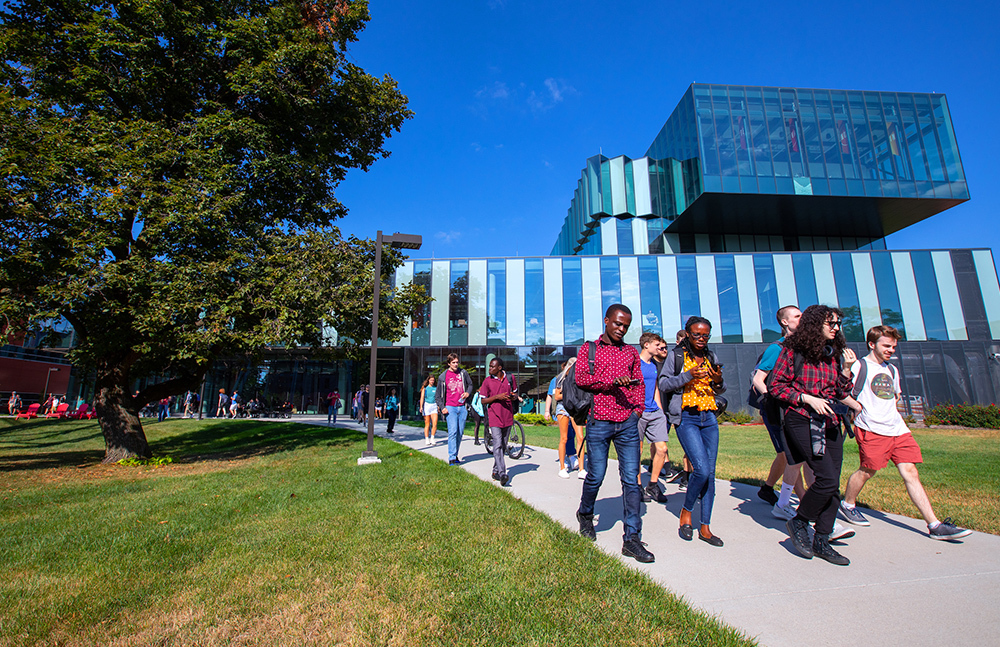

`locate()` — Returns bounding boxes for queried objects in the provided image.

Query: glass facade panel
[617,218,634,255]
[798,90,829,194]
[562,258,585,345]
[524,259,545,345]
[831,253,863,341]
[638,257,662,334]
[487,260,507,346]
[931,250,968,340]
[449,260,469,346]
[910,251,948,341]
[792,254,819,308]
[715,255,743,342]
[506,259,525,346]
[712,85,739,191]
[745,87,773,178]
[695,85,722,185]
[870,252,905,335]
[763,88,790,180]
[913,94,947,186]
[581,257,603,341]
[754,255,782,341]
[411,260,432,346]
[932,95,967,198]
[600,256,622,316]
[676,256,700,323]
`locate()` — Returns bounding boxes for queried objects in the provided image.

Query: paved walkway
[304,415,1000,647]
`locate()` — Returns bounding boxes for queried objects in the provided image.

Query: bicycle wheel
[507,421,526,460]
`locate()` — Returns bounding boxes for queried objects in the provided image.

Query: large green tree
[0,0,425,461]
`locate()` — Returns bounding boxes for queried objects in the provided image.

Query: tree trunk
[94,363,151,463]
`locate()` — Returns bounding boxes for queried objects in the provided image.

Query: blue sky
[335,0,999,261]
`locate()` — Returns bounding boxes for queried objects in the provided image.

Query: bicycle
[483,418,526,460]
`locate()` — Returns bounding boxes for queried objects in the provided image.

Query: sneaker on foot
[622,534,655,563]
[772,502,796,521]
[558,468,570,479]
[677,473,689,491]
[499,473,509,487]
[578,469,588,480]
[644,483,667,504]
[757,485,779,506]
[929,518,972,541]
[838,501,871,526]
[640,485,652,503]
[813,535,850,565]
[829,522,856,541]
[667,468,685,484]
[786,518,814,559]
[577,511,596,541]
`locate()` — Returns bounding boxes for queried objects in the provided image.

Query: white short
[423,403,439,416]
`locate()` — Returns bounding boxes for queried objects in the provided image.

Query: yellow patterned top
[682,352,718,411]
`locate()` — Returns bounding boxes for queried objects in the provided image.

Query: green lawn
[471,420,999,535]
[0,417,753,646]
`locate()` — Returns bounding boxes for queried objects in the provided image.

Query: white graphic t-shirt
[851,356,908,437]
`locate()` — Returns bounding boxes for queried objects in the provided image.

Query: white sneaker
[578,469,588,480]
[567,455,579,471]
[772,502,796,520]
[829,522,855,541]
[558,468,570,479]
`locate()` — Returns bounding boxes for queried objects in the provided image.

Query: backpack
[746,345,777,410]
[562,342,598,426]
[761,349,844,428]
[851,358,899,399]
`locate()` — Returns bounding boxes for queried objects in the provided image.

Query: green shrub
[514,413,551,426]
[118,455,173,467]
[717,410,755,424]
[925,403,1000,429]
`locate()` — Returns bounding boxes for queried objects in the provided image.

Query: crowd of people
[397,302,971,567]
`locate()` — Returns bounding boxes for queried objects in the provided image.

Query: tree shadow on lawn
[0,419,365,472]
[152,421,365,464]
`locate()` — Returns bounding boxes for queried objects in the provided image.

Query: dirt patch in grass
[0,457,260,491]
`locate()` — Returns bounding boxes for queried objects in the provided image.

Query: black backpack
[562,342,597,426]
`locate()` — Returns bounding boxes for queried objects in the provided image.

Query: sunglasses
[689,332,711,340]
[825,320,843,329]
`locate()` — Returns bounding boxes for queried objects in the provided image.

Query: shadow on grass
[0,418,367,472]
[152,421,365,464]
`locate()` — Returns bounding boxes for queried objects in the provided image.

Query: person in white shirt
[839,325,971,541]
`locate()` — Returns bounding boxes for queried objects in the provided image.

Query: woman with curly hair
[769,305,862,565]
[658,316,726,547]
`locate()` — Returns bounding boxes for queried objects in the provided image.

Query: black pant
[386,408,397,432]
[783,411,844,535]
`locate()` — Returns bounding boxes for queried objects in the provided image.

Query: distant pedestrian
[158,397,170,423]
[419,375,439,445]
[358,385,370,425]
[436,353,473,465]
[479,358,518,486]
[229,391,239,418]
[770,305,862,566]
[216,389,229,417]
[8,391,22,415]
[385,388,399,433]
[327,389,340,425]
[574,304,653,563]
[840,325,971,541]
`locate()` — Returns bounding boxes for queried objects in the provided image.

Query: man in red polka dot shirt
[574,304,653,563]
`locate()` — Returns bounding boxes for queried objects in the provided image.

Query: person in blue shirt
[385,388,399,434]
[638,332,670,503]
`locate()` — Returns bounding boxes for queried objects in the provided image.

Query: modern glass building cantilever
[552,84,969,257]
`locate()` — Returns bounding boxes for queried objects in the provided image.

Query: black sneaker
[644,483,667,503]
[786,518,814,559]
[677,472,689,491]
[499,473,509,487]
[929,518,972,541]
[757,484,778,506]
[667,468,685,484]
[640,485,652,503]
[577,511,596,541]
[812,534,850,566]
[622,534,655,563]
[491,472,500,481]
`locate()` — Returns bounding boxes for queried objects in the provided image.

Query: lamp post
[359,230,422,466]
[42,367,60,403]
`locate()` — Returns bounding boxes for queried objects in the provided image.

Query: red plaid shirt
[769,346,852,424]
[575,337,644,422]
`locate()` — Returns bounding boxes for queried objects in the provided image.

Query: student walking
[546,358,586,479]
[419,375,439,445]
[575,304,653,563]
[385,388,399,434]
[479,358,518,486]
[658,317,727,547]
[436,354,474,466]
[216,389,229,418]
[769,305,862,566]
[637,332,670,504]
[327,389,340,425]
[840,325,971,541]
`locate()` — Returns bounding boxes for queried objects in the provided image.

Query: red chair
[15,403,40,419]
[46,403,70,419]
[70,403,94,420]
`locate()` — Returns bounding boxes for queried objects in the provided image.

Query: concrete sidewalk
[306,415,1000,647]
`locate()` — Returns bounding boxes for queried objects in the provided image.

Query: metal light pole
[359,230,422,466]
[42,367,60,402]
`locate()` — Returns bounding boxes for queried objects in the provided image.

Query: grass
[463,419,999,535]
[0,417,754,646]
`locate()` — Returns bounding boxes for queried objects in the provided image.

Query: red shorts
[856,427,923,471]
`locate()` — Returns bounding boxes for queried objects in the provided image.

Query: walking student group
[413,303,971,567]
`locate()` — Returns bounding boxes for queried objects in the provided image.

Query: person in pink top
[479,357,519,486]
[574,304,652,564]
[436,353,474,465]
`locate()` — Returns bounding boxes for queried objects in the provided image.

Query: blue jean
[446,405,468,461]
[676,410,719,525]
[328,404,337,424]
[577,413,642,541]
